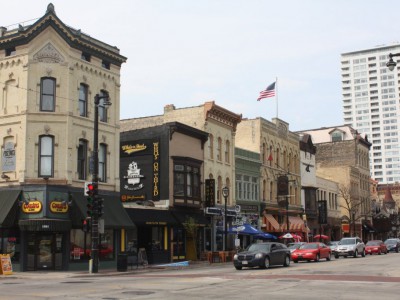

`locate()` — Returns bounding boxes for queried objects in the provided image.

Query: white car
[333,237,365,258]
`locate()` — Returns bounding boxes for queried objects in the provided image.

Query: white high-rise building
[341,44,400,184]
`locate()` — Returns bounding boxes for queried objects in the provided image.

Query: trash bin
[117,253,128,272]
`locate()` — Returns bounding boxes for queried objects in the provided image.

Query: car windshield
[366,241,380,246]
[385,240,396,245]
[246,243,270,252]
[288,243,301,250]
[340,239,355,245]
[299,243,318,249]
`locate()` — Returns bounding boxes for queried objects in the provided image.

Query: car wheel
[378,250,381,255]
[293,260,298,263]
[361,249,366,257]
[315,254,320,262]
[262,257,270,269]
[396,248,399,253]
[283,255,290,267]
[327,253,331,261]
[234,266,242,270]
[353,249,358,258]
[334,255,339,259]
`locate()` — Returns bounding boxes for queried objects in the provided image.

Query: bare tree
[339,184,361,236]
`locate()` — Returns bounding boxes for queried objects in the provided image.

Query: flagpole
[275,77,278,119]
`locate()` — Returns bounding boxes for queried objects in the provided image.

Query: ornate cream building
[0,4,132,272]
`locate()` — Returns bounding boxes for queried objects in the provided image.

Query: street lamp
[222,186,229,251]
[91,93,111,273]
[386,53,400,71]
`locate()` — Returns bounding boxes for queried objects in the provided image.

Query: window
[99,90,109,122]
[225,140,230,163]
[173,160,201,200]
[79,84,88,117]
[102,60,110,70]
[40,77,56,111]
[217,137,222,161]
[81,52,91,62]
[77,139,88,180]
[5,47,16,56]
[39,135,54,177]
[70,228,114,261]
[209,134,214,159]
[99,143,107,182]
[331,131,343,142]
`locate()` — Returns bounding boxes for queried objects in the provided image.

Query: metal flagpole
[275,77,278,119]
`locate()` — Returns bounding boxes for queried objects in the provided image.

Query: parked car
[291,242,332,263]
[384,238,400,253]
[327,241,339,251]
[287,242,306,253]
[365,240,388,255]
[233,242,291,270]
[333,237,365,258]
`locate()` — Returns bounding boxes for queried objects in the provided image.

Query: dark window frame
[99,90,109,123]
[99,143,107,182]
[173,157,202,204]
[81,52,91,62]
[77,139,88,180]
[40,77,56,112]
[79,83,89,117]
[39,135,54,177]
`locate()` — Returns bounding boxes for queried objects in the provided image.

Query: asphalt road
[1,253,400,300]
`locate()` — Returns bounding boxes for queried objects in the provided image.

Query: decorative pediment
[33,42,64,63]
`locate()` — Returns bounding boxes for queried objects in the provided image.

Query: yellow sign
[122,143,147,155]
[50,201,69,213]
[0,254,13,275]
[21,201,42,213]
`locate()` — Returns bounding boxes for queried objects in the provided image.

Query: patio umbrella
[254,232,277,240]
[279,233,302,241]
[314,234,329,240]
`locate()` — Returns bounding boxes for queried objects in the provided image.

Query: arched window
[39,135,54,177]
[99,90,109,123]
[217,176,222,204]
[217,137,222,161]
[225,140,230,163]
[209,134,214,159]
[99,143,107,182]
[79,83,89,117]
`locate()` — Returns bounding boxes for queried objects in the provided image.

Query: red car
[365,240,388,255]
[291,242,332,263]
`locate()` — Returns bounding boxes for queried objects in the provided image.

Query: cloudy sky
[3,0,400,131]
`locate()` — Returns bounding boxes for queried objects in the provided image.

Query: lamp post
[91,93,111,273]
[386,53,400,71]
[222,186,229,251]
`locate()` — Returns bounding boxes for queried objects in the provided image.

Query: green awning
[70,192,135,229]
[0,190,21,228]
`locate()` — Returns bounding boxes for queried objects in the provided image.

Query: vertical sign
[205,179,215,207]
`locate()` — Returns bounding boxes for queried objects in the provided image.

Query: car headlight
[255,253,263,259]
[233,254,238,260]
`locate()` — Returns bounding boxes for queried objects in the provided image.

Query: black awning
[126,208,179,226]
[172,211,210,227]
[19,219,71,232]
[70,192,135,229]
[0,190,21,228]
[362,222,376,233]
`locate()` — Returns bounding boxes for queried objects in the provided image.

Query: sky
[3,0,400,131]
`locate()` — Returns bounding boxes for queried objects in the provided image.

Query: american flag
[257,81,276,101]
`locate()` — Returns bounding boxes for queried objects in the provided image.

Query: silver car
[333,237,365,258]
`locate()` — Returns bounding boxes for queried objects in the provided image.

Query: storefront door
[26,233,64,271]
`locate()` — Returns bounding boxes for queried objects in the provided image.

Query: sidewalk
[3,260,227,280]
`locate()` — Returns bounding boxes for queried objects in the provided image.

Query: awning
[362,222,376,233]
[70,192,135,229]
[0,190,21,228]
[172,211,210,227]
[126,208,179,226]
[281,216,306,232]
[19,219,71,231]
[262,214,280,232]
[228,223,262,235]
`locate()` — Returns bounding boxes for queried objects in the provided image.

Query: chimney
[0,27,6,37]
[164,104,175,113]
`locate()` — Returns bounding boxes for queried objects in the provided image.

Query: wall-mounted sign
[21,201,42,213]
[49,201,68,213]
[120,139,160,202]
[2,142,15,172]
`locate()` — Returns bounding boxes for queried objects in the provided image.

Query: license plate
[242,261,248,265]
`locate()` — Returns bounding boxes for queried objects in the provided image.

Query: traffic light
[86,182,95,217]
[83,217,91,232]
[97,197,104,217]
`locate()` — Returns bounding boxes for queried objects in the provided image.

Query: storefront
[0,188,134,272]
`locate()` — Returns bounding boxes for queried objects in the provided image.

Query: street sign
[205,207,222,215]
[235,205,241,213]
[232,220,244,226]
